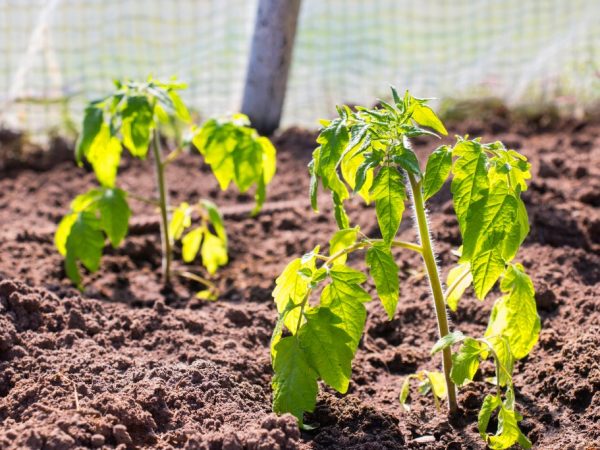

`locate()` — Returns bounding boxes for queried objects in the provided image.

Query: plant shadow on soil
[0,118,599,449]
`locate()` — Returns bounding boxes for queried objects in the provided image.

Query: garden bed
[0,117,598,449]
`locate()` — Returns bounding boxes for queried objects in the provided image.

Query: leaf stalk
[151,129,173,284]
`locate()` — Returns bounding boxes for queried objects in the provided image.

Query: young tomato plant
[55,78,276,297]
[270,88,539,449]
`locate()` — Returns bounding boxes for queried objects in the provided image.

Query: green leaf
[299,307,354,393]
[97,188,130,247]
[487,405,531,450]
[76,106,104,164]
[366,243,399,319]
[431,331,465,355]
[462,182,517,262]
[399,376,412,411]
[332,191,350,229]
[328,227,359,264]
[320,265,370,351]
[315,118,349,201]
[200,231,228,274]
[391,145,421,176]
[410,100,448,135]
[501,198,529,262]
[64,211,105,287]
[341,143,374,203]
[478,394,502,439]
[450,337,482,386]
[182,227,204,263]
[308,157,319,212]
[169,202,192,241]
[471,249,505,300]
[272,336,319,424]
[370,166,405,244]
[423,146,452,201]
[486,264,540,359]
[427,371,448,399]
[273,258,311,332]
[168,90,191,122]
[121,95,154,158]
[193,116,276,210]
[55,213,78,256]
[201,200,227,245]
[451,139,489,234]
[445,262,472,311]
[85,123,122,187]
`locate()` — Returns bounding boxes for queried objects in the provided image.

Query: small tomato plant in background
[270,88,539,449]
[55,78,276,297]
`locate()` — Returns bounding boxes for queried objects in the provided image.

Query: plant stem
[408,173,458,414]
[151,130,172,285]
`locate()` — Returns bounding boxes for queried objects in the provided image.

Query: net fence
[1,0,599,137]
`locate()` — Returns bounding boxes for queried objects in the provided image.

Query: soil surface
[0,116,599,449]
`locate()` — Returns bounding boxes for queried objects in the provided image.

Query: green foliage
[270,88,538,448]
[366,244,399,319]
[55,187,131,288]
[192,113,276,214]
[57,78,276,290]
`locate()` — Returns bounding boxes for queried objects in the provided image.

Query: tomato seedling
[55,78,276,297]
[270,88,539,449]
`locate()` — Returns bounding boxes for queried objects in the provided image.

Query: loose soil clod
[0,120,599,449]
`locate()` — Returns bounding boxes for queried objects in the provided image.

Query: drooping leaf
[273,258,312,332]
[64,211,105,287]
[76,106,104,164]
[320,265,370,351]
[423,145,452,201]
[471,248,505,300]
[97,188,130,247]
[315,118,349,201]
[431,330,466,355]
[85,123,122,187]
[201,200,227,245]
[169,202,192,241]
[450,337,482,386]
[427,371,448,400]
[332,191,350,229]
[501,198,529,262]
[121,95,154,158]
[445,262,472,311]
[55,213,78,256]
[366,243,399,319]
[200,231,228,274]
[182,227,204,263]
[272,336,319,424]
[299,308,354,393]
[167,89,191,123]
[328,227,359,265]
[370,166,405,244]
[486,264,540,359]
[478,394,502,439]
[487,405,531,450]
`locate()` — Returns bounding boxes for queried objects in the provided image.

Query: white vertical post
[241,0,301,135]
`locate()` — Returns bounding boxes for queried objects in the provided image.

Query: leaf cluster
[56,78,276,288]
[270,88,539,449]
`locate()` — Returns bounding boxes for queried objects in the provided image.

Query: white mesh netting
[1,0,599,135]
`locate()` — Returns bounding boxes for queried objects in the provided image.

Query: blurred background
[0,0,599,140]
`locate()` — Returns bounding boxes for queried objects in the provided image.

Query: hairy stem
[152,130,172,284]
[408,173,458,414]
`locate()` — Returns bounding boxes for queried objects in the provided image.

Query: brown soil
[0,117,599,450]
